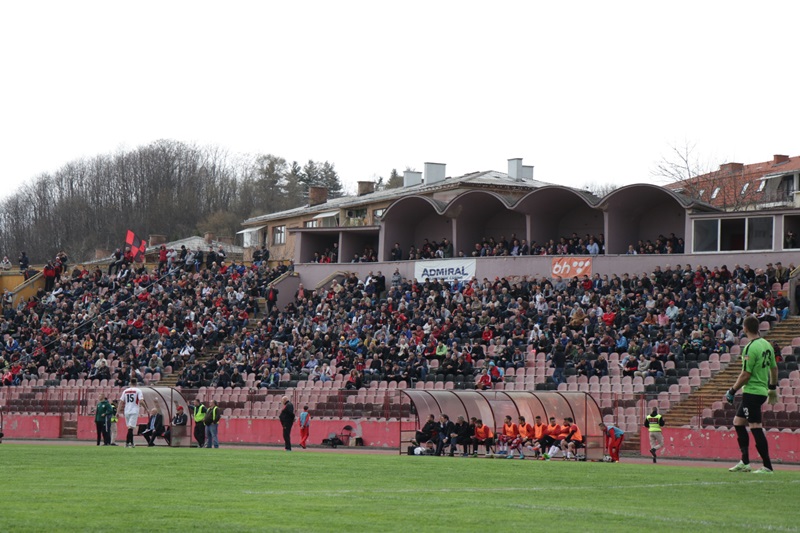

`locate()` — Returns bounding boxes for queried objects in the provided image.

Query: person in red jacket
[475,368,492,390]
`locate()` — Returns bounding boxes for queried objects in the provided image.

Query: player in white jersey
[118,379,144,448]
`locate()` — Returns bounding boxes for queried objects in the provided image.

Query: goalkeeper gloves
[725,388,736,404]
[768,384,778,406]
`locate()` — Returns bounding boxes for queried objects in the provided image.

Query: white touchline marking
[242,479,792,497]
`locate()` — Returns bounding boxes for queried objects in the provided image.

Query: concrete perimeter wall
[639,427,800,463]
[73,416,402,448]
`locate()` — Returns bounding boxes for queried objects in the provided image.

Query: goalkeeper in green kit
[726,316,778,474]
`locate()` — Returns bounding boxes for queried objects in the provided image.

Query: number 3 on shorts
[743,407,749,418]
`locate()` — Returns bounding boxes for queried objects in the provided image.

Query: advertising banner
[414,258,476,282]
[550,257,592,278]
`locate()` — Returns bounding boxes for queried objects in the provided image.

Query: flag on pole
[125,230,148,263]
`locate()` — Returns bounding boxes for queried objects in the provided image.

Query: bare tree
[650,141,710,184]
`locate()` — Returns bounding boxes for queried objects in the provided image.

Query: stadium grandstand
[2,156,800,460]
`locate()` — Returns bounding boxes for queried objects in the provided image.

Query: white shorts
[125,413,138,429]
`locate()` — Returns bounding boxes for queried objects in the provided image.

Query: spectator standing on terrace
[265,284,279,315]
[279,396,295,451]
[18,251,29,273]
[298,405,311,449]
[390,243,403,261]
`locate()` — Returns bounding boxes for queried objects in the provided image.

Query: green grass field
[0,445,797,532]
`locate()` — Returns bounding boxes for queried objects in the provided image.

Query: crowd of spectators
[389,233,692,261]
[0,250,289,388]
[0,240,792,397]
[175,258,791,393]
[309,244,379,264]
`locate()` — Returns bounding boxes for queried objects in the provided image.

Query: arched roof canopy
[444,190,524,254]
[513,186,603,249]
[599,184,691,254]
[381,196,449,260]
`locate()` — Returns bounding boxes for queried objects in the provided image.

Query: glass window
[693,219,718,252]
[747,217,773,250]
[698,189,705,198]
[304,220,318,228]
[720,219,745,251]
[741,182,749,195]
[272,225,286,245]
[711,187,721,199]
[373,208,385,220]
[757,180,766,192]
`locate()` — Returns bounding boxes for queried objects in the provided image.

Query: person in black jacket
[435,414,456,456]
[412,414,438,446]
[449,416,473,457]
[279,396,295,451]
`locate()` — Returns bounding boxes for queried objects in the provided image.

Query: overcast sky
[1,1,798,199]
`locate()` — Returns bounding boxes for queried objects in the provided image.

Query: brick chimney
[204,232,215,244]
[149,234,166,247]
[720,162,744,173]
[308,186,328,206]
[357,181,375,196]
[774,154,790,164]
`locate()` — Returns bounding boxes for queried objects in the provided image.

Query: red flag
[125,230,147,263]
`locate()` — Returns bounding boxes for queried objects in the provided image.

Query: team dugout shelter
[400,391,603,459]
[134,387,192,447]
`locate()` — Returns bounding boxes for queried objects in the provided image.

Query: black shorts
[736,393,767,424]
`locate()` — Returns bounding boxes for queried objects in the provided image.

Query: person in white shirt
[119,378,144,448]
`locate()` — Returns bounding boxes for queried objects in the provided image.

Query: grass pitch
[0,445,797,532]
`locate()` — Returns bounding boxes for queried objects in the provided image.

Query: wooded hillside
[0,140,345,263]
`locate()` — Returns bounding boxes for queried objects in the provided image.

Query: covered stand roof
[401,390,604,459]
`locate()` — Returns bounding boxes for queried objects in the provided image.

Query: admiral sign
[414,259,476,282]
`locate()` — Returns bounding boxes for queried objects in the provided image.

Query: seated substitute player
[539,417,562,460]
[528,415,547,458]
[559,417,584,460]
[507,416,534,459]
[727,315,778,474]
[546,418,571,459]
[497,415,518,456]
[472,419,495,457]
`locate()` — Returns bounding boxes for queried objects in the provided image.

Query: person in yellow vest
[192,399,206,448]
[644,407,665,463]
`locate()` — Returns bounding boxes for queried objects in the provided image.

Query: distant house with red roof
[666,154,800,211]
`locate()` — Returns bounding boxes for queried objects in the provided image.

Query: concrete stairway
[666,316,800,427]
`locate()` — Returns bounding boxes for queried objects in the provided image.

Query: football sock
[734,425,749,464]
[751,428,773,470]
